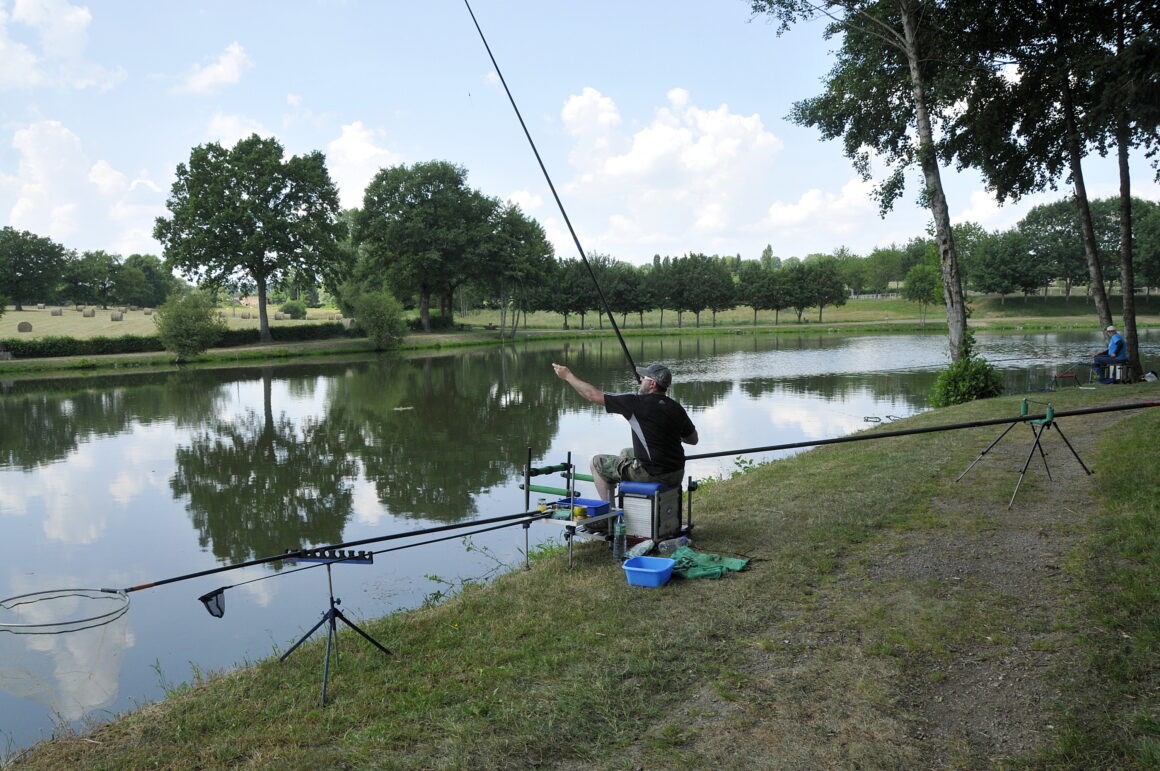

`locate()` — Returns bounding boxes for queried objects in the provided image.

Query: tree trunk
[257,277,272,343]
[1060,82,1113,330]
[901,2,967,360]
[1114,15,1139,370]
[418,289,431,332]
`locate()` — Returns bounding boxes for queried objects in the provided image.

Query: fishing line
[462,0,640,381]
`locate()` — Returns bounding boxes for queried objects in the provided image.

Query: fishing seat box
[617,482,681,541]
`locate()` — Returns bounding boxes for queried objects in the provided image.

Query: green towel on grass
[670,546,748,579]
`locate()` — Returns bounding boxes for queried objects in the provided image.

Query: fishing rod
[685,400,1160,461]
[114,510,548,594]
[462,0,640,382]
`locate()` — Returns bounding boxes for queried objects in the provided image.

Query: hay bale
[144,308,153,315]
[241,311,250,319]
[83,309,95,318]
[50,308,62,316]
[128,305,138,311]
[17,321,32,332]
[118,307,127,313]
[274,312,285,320]
[75,305,84,312]
[37,303,45,310]
[110,312,123,321]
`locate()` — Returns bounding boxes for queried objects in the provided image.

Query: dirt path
[661,407,1128,769]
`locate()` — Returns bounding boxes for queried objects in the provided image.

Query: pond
[2,329,1157,757]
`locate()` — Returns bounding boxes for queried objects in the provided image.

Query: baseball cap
[636,363,672,390]
[1106,325,1117,332]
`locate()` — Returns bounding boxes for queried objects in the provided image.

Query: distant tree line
[0,226,180,312]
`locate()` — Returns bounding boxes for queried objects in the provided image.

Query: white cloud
[764,177,877,233]
[87,159,126,195]
[557,87,784,259]
[0,0,123,90]
[506,189,542,212]
[561,86,621,135]
[2,119,165,253]
[205,111,270,147]
[176,41,251,95]
[325,121,401,209]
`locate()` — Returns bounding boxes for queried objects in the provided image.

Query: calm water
[2,330,1157,756]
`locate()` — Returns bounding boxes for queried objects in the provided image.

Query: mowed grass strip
[9,389,1159,769]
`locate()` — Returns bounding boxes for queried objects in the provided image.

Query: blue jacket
[1107,332,1127,361]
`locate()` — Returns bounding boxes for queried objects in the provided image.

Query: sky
[1,0,1157,269]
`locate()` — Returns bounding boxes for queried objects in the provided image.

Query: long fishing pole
[114,510,547,594]
[685,400,1160,461]
[462,0,639,382]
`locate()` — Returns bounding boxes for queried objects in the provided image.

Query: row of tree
[750,0,1159,368]
[0,227,180,311]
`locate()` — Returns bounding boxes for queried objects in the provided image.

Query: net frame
[0,589,130,635]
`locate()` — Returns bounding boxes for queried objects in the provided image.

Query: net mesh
[0,590,131,721]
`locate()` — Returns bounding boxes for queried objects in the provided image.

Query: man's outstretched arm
[552,363,605,406]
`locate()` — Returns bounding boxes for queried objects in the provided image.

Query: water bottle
[611,512,627,561]
[625,539,654,559]
[657,536,691,555]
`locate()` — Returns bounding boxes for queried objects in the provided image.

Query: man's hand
[552,363,572,381]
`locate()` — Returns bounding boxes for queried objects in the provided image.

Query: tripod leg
[320,613,337,706]
[1010,426,1046,509]
[333,609,393,656]
[1051,424,1093,475]
[279,611,331,661]
[956,422,1019,482]
[1035,426,1053,481]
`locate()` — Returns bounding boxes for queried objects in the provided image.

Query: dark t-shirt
[603,391,696,476]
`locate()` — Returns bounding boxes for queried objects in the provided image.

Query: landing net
[0,589,130,635]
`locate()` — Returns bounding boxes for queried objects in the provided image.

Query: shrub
[930,334,1004,407]
[355,291,407,350]
[154,290,228,361]
[279,300,307,320]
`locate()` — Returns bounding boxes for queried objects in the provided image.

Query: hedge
[1,322,355,359]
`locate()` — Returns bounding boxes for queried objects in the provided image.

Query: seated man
[551,361,698,503]
[1092,324,1128,380]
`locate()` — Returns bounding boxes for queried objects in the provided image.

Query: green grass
[1033,406,1160,767]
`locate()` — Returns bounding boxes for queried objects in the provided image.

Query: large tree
[803,254,847,322]
[751,0,972,359]
[154,134,344,343]
[357,160,498,332]
[944,3,1117,331]
[0,227,69,310]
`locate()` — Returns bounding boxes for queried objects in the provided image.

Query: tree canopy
[154,133,344,343]
[356,160,498,332]
[0,227,69,311]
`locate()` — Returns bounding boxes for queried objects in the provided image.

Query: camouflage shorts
[592,448,683,489]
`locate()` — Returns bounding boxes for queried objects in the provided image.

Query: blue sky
[1,0,1156,267]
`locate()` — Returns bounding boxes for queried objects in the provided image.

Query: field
[0,305,344,341]
[5,294,1160,345]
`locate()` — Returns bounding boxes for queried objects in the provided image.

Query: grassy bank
[9,385,1159,768]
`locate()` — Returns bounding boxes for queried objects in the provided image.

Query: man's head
[1106,325,1117,335]
[636,363,672,393]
